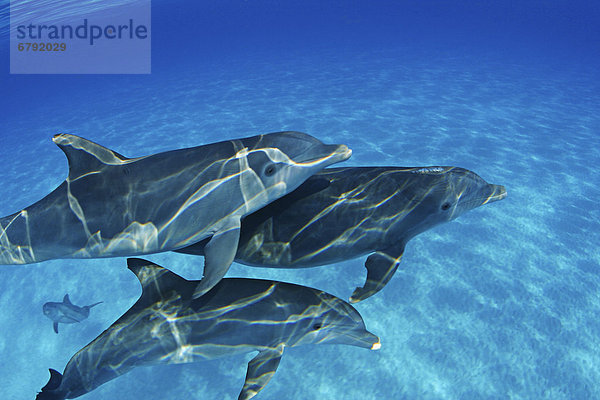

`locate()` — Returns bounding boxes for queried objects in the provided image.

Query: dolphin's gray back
[192,278,321,317]
[93,276,330,364]
[117,277,322,347]
[248,167,415,263]
[62,278,325,393]
[44,257,377,400]
[0,138,253,263]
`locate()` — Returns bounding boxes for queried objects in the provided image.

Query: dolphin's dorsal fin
[40,369,63,392]
[52,134,130,180]
[127,258,194,306]
[63,294,72,305]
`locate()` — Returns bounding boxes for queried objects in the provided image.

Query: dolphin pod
[177,166,507,302]
[43,294,102,334]
[0,131,351,297]
[0,132,508,398]
[36,258,380,400]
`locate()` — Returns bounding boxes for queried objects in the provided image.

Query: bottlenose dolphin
[43,294,102,334]
[177,166,507,302]
[37,258,379,400]
[0,131,351,297]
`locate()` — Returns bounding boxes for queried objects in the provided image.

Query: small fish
[43,294,102,334]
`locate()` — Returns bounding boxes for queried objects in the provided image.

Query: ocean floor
[1,49,599,399]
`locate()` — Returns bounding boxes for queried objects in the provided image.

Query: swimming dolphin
[0,131,351,297]
[177,166,507,302]
[43,294,103,334]
[36,258,379,400]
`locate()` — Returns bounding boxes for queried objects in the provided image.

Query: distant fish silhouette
[43,294,102,334]
[37,258,379,400]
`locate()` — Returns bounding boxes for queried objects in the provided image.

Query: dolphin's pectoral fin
[53,322,59,334]
[349,244,405,303]
[239,348,284,400]
[192,219,241,299]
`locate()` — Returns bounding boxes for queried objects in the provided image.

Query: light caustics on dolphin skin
[0,210,35,264]
[161,143,350,248]
[37,259,379,400]
[177,166,507,302]
[0,132,351,269]
[253,166,505,263]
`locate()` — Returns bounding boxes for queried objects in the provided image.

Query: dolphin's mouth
[483,184,507,204]
[332,329,380,350]
[328,144,352,163]
[298,144,352,166]
[371,338,382,351]
[458,184,506,208]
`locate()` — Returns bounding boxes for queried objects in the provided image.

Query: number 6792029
[17,42,66,51]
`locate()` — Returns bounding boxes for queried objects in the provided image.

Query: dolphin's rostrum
[0,131,352,297]
[178,166,507,302]
[36,258,379,400]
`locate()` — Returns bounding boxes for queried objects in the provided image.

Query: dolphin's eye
[441,202,451,211]
[263,164,277,177]
[312,323,322,331]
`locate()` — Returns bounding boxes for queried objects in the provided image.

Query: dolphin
[0,131,351,297]
[177,166,507,302]
[43,294,103,334]
[36,258,380,400]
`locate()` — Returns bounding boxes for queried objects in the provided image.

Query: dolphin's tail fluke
[85,301,103,310]
[36,369,66,400]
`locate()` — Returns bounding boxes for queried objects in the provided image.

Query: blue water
[1,1,600,399]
